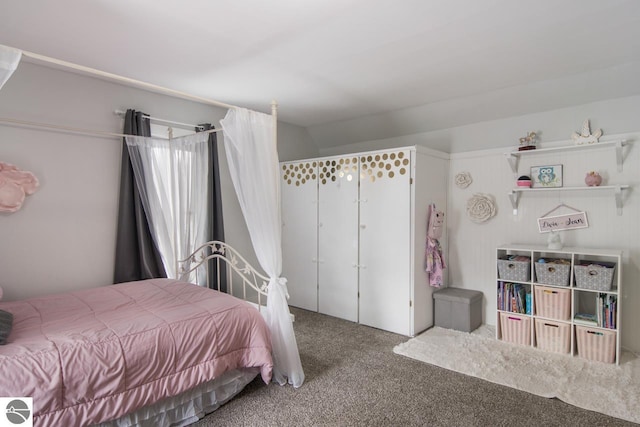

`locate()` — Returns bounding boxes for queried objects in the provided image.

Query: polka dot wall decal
[283,151,410,187]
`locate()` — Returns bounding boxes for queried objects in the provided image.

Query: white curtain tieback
[268,277,290,299]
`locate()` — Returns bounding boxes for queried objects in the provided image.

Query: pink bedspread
[0,279,273,426]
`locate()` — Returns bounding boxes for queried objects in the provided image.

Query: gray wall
[0,62,318,301]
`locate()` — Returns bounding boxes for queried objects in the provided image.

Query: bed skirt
[96,367,259,427]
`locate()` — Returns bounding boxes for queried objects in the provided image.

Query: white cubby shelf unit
[496,244,623,364]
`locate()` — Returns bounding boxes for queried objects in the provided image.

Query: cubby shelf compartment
[505,139,628,176]
[508,185,630,215]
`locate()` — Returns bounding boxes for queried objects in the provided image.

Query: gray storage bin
[534,259,571,287]
[433,287,483,332]
[497,256,531,282]
[574,262,616,291]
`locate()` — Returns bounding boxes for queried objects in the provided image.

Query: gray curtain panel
[198,123,227,292]
[0,309,13,345]
[113,109,167,283]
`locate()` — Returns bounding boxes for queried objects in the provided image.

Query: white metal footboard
[178,241,269,312]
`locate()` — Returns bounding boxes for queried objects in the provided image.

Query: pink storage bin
[534,318,571,354]
[575,326,616,364]
[499,312,531,346]
[534,285,571,321]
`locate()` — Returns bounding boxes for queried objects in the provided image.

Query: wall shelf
[508,185,630,215]
[505,140,628,176]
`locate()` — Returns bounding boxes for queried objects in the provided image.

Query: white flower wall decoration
[454,172,472,189]
[466,193,497,223]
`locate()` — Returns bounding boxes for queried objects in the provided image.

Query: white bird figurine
[571,119,602,145]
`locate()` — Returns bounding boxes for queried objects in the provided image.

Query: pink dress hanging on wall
[425,203,446,287]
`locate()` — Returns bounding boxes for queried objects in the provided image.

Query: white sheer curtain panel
[0,44,22,90]
[220,107,305,388]
[125,133,209,281]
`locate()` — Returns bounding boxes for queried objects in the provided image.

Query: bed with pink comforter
[0,278,273,426]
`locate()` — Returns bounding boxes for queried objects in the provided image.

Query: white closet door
[359,149,412,335]
[281,161,318,311]
[318,156,359,322]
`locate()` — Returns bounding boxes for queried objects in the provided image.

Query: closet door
[358,149,412,335]
[317,156,359,322]
[281,161,318,311]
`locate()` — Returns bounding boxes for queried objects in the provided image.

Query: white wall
[448,136,639,353]
[0,62,318,301]
[318,95,640,156]
[317,99,640,353]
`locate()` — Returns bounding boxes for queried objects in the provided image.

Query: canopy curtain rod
[1,44,277,140]
[0,116,222,141]
[19,48,238,111]
[113,109,205,131]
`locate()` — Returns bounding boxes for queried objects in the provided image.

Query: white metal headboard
[178,241,269,310]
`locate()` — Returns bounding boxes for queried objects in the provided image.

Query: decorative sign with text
[538,211,589,233]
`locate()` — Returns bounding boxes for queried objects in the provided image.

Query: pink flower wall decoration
[0,162,39,213]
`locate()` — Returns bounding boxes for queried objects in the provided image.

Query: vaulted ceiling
[2,0,640,151]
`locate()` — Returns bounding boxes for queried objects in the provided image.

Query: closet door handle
[360,224,366,229]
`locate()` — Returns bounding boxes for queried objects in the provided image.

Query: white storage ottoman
[433,287,483,332]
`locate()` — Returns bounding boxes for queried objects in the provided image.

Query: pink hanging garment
[425,203,446,287]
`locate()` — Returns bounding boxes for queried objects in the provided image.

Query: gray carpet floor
[193,308,634,426]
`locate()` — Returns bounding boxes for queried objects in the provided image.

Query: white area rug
[393,326,640,424]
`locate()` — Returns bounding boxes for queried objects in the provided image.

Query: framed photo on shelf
[531,164,563,188]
